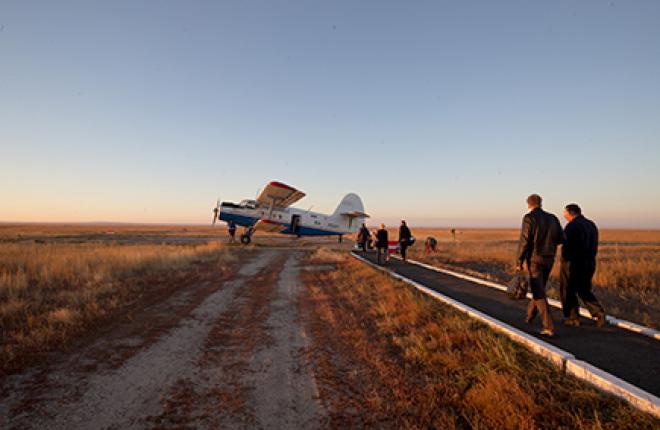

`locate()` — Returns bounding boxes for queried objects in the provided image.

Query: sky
[1,1,659,228]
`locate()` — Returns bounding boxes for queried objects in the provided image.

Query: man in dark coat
[227,220,237,243]
[357,223,370,251]
[376,224,389,265]
[516,194,563,337]
[560,204,606,327]
[398,220,413,261]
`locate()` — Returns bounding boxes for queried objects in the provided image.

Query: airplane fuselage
[219,201,359,236]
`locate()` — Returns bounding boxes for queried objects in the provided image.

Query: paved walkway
[356,251,660,396]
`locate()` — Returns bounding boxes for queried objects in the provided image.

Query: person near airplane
[376,224,389,265]
[357,223,370,251]
[399,220,413,261]
[227,220,237,243]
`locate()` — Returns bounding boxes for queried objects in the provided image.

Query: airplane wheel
[240,234,251,245]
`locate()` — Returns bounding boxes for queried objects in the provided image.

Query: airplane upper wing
[256,181,306,208]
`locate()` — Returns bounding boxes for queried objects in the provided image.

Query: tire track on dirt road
[4,250,277,429]
[146,250,326,429]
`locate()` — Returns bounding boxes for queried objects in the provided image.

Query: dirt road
[2,249,325,429]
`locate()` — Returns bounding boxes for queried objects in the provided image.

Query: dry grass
[379,228,660,328]
[0,239,235,371]
[0,223,221,238]
[301,254,658,428]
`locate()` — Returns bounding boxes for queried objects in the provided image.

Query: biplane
[212,181,369,244]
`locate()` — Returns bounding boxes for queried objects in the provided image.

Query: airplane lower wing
[252,219,284,233]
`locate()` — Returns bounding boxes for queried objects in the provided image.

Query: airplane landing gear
[240,226,254,245]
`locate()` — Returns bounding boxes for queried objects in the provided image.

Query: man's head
[563,203,581,222]
[379,223,385,229]
[361,223,366,228]
[401,219,407,226]
[526,194,542,209]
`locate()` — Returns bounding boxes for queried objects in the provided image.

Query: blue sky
[1,1,659,227]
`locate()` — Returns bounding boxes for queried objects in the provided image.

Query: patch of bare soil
[146,251,326,429]
[2,248,327,429]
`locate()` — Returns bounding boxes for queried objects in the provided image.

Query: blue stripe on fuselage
[219,212,259,227]
[280,225,342,236]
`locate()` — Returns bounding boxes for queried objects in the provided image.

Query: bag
[507,272,529,300]
[408,236,416,246]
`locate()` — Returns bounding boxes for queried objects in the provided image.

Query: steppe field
[1,224,658,429]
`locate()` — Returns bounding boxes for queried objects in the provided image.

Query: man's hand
[515,263,523,272]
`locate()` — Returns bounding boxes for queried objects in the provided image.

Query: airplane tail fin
[333,193,369,219]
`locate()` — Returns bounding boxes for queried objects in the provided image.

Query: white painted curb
[351,252,660,419]
[395,256,660,341]
[565,359,660,417]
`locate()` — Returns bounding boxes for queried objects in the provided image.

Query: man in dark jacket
[516,194,563,337]
[376,224,389,265]
[227,220,237,243]
[560,204,606,327]
[357,223,370,251]
[398,220,413,261]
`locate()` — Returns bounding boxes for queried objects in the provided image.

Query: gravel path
[2,248,326,429]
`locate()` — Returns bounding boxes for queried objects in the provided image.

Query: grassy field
[301,250,658,428]
[0,232,236,372]
[375,228,660,328]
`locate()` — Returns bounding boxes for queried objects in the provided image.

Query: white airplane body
[213,181,369,244]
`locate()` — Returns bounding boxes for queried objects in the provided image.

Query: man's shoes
[539,328,555,337]
[595,313,607,328]
[563,318,580,327]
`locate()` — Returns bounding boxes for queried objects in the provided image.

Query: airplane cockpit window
[239,199,257,209]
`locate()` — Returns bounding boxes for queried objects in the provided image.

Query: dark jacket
[357,226,370,243]
[376,229,389,248]
[516,208,563,265]
[399,225,411,242]
[562,215,598,268]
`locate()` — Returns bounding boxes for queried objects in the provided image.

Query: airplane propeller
[212,198,220,226]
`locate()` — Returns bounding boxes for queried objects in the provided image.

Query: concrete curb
[351,252,660,419]
[395,256,660,341]
[565,359,660,417]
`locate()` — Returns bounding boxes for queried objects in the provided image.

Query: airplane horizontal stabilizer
[340,211,370,218]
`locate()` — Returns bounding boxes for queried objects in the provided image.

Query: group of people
[356,220,415,264]
[356,193,605,338]
[516,194,605,337]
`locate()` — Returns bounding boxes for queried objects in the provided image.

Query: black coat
[516,208,563,265]
[562,215,598,269]
[376,229,389,248]
[357,226,370,243]
[399,225,412,242]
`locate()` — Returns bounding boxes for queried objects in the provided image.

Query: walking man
[398,220,413,261]
[516,194,563,337]
[357,223,370,252]
[376,224,389,265]
[227,220,237,243]
[560,204,606,327]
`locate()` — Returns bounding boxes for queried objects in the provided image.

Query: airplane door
[291,215,301,234]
